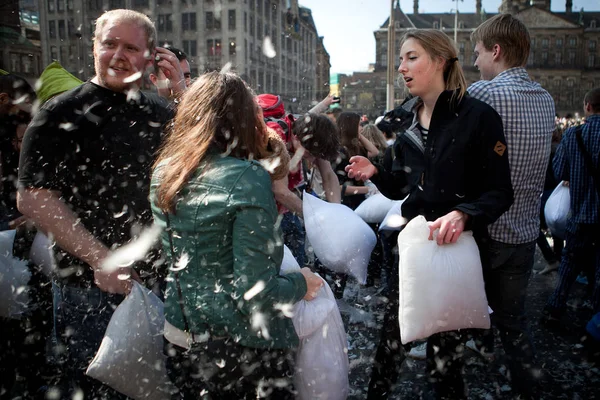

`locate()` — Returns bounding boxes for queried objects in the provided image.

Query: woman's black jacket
[370,89,514,234]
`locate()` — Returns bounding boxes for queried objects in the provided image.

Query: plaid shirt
[469,68,556,244]
[553,114,600,225]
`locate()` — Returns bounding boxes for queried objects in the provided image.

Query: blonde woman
[346,29,514,399]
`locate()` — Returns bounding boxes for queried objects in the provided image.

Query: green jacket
[151,154,307,349]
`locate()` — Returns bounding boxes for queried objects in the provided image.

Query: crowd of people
[0,8,599,400]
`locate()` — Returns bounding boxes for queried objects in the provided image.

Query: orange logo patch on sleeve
[494,141,507,156]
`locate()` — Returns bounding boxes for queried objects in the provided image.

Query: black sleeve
[453,105,514,229]
[18,106,72,193]
[370,144,411,200]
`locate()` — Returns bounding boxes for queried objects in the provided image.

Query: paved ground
[337,247,600,399]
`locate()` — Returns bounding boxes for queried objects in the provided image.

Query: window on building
[458,54,464,64]
[541,51,548,64]
[567,79,574,88]
[542,38,549,47]
[433,21,439,29]
[257,19,262,39]
[133,0,149,7]
[244,12,247,32]
[591,20,597,28]
[568,51,576,65]
[589,40,597,51]
[206,12,220,30]
[10,53,20,72]
[527,51,534,66]
[207,39,222,56]
[531,37,536,47]
[589,54,597,68]
[60,46,68,62]
[182,13,197,31]
[49,20,56,39]
[229,38,237,55]
[228,10,236,30]
[182,40,197,57]
[57,0,64,11]
[540,79,547,87]
[158,15,172,32]
[58,20,65,40]
[51,46,58,60]
[554,79,561,88]
[569,37,577,46]
[250,15,254,36]
[87,0,101,10]
[109,0,124,8]
[257,0,262,14]
[458,21,464,29]
[556,38,563,48]
[48,0,55,12]
[69,45,77,61]
[67,0,73,11]
[554,52,562,65]
[22,55,33,74]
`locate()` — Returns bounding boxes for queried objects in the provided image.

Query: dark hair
[0,74,35,102]
[154,71,261,213]
[164,46,188,61]
[337,112,365,158]
[292,113,340,161]
[584,88,600,113]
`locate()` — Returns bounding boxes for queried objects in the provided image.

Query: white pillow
[303,194,376,284]
[544,182,570,239]
[354,193,396,224]
[398,216,490,344]
[379,199,407,231]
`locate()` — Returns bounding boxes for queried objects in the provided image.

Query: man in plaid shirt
[545,88,600,324]
[469,14,556,398]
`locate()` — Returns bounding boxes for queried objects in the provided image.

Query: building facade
[343,0,599,117]
[0,0,43,83]
[37,0,329,111]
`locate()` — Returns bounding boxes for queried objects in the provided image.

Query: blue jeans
[51,281,126,399]
[280,212,305,267]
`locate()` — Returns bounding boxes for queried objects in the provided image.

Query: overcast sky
[298,0,598,74]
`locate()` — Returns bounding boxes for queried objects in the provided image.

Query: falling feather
[100,225,162,273]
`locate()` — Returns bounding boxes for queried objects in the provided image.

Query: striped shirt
[553,114,600,226]
[468,67,556,244]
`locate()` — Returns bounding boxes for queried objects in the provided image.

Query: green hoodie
[36,61,83,104]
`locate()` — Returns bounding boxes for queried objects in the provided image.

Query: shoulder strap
[163,212,195,340]
[574,125,600,200]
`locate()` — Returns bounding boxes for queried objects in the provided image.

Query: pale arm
[17,187,135,293]
[359,133,380,158]
[315,158,341,204]
[308,94,335,114]
[272,176,303,217]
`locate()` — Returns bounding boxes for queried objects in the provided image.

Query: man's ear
[584,101,592,114]
[492,44,502,62]
[149,73,158,85]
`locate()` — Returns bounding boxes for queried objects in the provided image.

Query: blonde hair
[154,72,262,213]
[361,124,388,152]
[471,14,530,68]
[400,29,467,103]
[94,9,157,51]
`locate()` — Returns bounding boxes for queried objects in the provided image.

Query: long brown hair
[361,124,388,153]
[337,112,365,158]
[400,29,467,104]
[154,71,262,213]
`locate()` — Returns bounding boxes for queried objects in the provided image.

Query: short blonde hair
[471,14,530,68]
[94,9,157,52]
[400,29,467,104]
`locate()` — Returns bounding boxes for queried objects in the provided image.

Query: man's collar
[493,67,529,81]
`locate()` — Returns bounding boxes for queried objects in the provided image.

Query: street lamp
[453,0,464,43]
[386,0,395,111]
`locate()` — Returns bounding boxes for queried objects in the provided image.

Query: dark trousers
[281,212,306,267]
[51,282,127,399]
[367,231,412,399]
[165,339,295,400]
[537,189,564,264]
[547,223,600,315]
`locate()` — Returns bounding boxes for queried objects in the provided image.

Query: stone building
[342,0,599,117]
[0,0,43,83]
[37,0,330,111]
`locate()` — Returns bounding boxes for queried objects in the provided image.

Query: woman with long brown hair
[151,71,322,399]
[346,29,513,399]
